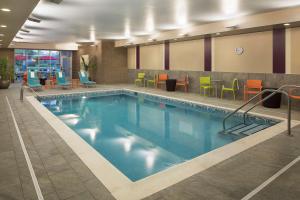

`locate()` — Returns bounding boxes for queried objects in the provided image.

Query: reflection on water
[42,94,255,181]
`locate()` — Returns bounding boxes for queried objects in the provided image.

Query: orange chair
[156,74,168,88]
[176,75,189,92]
[244,80,263,101]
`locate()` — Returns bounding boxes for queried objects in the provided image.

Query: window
[14,49,72,81]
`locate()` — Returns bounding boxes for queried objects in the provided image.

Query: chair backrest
[158,74,168,81]
[232,78,239,90]
[29,71,36,79]
[200,76,211,85]
[79,71,88,83]
[56,71,66,83]
[137,73,145,79]
[246,80,262,89]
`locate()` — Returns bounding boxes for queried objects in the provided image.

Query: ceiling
[7,0,300,45]
[0,0,39,48]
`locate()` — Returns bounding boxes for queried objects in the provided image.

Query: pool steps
[224,123,269,136]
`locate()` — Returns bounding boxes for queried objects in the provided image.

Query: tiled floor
[0,83,299,200]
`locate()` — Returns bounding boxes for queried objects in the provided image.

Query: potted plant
[0,58,11,89]
[81,55,97,81]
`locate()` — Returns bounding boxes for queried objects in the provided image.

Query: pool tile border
[28,89,300,200]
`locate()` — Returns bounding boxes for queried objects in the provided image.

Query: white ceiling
[13,0,300,44]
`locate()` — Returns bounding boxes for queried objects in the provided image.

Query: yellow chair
[221,79,239,100]
[135,73,145,87]
[200,76,213,96]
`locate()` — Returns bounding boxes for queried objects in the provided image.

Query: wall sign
[235,47,244,55]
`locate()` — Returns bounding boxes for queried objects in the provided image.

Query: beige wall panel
[290,27,300,74]
[214,31,273,73]
[140,44,164,70]
[127,47,136,69]
[170,40,204,71]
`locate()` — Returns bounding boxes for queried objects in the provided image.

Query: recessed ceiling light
[0,40,2,42]
[0,34,4,36]
[0,25,7,28]
[216,32,221,36]
[284,23,290,26]
[1,8,11,12]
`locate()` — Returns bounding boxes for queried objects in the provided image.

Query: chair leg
[233,91,236,101]
[221,90,224,99]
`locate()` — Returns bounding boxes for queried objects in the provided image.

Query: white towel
[59,72,63,78]
[81,71,85,77]
[30,72,35,78]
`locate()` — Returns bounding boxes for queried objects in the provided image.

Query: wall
[170,39,204,71]
[289,27,300,74]
[73,41,127,83]
[140,44,164,70]
[101,41,128,83]
[128,47,136,69]
[213,31,273,73]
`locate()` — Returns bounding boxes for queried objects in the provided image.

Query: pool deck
[0,83,299,200]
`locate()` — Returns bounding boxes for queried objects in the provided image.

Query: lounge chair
[78,71,96,87]
[27,71,42,90]
[55,71,71,89]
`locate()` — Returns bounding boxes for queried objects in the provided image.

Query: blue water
[41,93,270,181]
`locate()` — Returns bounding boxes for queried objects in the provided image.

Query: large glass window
[14,49,72,81]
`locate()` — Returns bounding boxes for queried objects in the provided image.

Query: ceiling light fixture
[216,32,221,36]
[0,34,4,36]
[1,8,11,12]
[179,33,189,37]
[284,23,291,26]
[0,25,7,28]
[148,38,157,42]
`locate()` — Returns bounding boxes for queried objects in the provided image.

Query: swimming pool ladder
[222,85,300,136]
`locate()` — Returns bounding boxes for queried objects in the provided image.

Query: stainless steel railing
[222,85,300,136]
[20,84,40,101]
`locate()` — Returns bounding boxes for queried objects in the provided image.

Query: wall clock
[235,47,244,55]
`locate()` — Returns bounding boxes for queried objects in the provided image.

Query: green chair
[55,71,71,89]
[200,76,213,96]
[221,78,239,100]
[135,73,145,87]
[27,71,42,90]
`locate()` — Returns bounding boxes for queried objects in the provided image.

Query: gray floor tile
[66,191,95,200]
[0,184,24,200]
[48,169,86,199]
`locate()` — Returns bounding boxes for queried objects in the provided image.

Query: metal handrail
[20,84,40,101]
[222,85,300,136]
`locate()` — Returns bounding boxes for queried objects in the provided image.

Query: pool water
[41,92,274,181]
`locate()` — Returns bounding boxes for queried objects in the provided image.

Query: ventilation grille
[46,0,63,4]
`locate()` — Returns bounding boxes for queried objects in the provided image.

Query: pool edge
[26,90,300,200]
